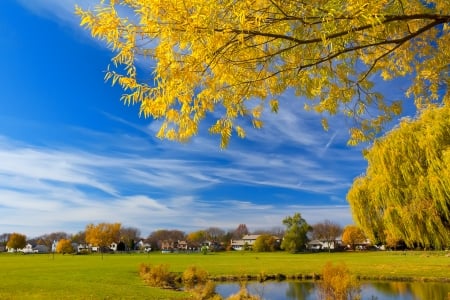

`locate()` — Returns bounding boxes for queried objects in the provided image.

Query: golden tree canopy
[76,0,449,147]
[85,222,121,249]
[341,225,366,250]
[6,232,26,250]
[56,239,75,254]
[347,105,450,249]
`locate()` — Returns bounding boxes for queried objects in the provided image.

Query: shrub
[182,265,209,287]
[318,262,360,300]
[139,263,176,288]
[183,266,222,300]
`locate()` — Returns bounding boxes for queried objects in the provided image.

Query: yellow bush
[139,263,175,288]
[319,262,360,300]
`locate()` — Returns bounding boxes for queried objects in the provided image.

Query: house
[177,240,188,251]
[230,234,260,251]
[135,240,151,252]
[110,242,118,252]
[161,240,175,251]
[307,240,324,251]
[20,243,37,254]
[77,243,90,253]
[33,245,50,253]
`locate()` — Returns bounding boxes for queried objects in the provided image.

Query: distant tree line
[2,211,440,254]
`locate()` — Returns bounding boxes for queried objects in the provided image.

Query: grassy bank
[0,251,448,299]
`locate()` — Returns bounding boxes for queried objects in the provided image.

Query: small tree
[253,234,278,252]
[281,213,311,253]
[85,223,121,258]
[6,233,26,252]
[56,239,74,254]
[319,262,360,300]
[342,225,366,250]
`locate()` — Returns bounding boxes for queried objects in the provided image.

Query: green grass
[0,251,448,299]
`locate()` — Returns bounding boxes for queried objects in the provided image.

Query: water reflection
[215,281,450,300]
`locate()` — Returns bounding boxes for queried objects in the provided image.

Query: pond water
[215,280,450,300]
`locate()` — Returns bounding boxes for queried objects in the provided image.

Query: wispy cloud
[0,119,360,237]
[16,0,95,26]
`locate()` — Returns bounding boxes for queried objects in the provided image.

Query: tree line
[3,212,415,254]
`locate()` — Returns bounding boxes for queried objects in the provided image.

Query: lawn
[0,250,448,299]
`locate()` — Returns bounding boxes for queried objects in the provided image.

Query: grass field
[0,250,448,299]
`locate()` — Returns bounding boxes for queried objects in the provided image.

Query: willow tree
[75,0,449,147]
[347,105,450,249]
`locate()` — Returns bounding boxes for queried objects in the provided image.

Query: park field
[0,250,448,299]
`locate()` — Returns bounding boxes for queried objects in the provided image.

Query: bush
[139,263,176,288]
[182,265,209,287]
[183,266,222,300]
[318,262,360,300]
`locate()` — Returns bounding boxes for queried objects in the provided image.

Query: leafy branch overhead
[76,0,449,147]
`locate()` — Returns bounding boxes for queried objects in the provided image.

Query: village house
[230,234,260,251]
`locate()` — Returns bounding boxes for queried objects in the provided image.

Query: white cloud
[16,0,96,25]
[0,128,361,237]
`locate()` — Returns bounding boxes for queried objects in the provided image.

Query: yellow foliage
[347,105,450,249]
[85,222,121,249]
[76,1,449,147]
[56,239,74,254]
[319,262,360,300]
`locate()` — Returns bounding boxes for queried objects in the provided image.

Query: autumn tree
[76,0,449,147]
[347,105,450,249]
[253,234,279,252]
[341,225,366,250]
[56,239,74,254]
[281,213,311,253]
[312,220,342,252]
[6,233,26,251]
[186,230,206,249]
[85,223,121,258]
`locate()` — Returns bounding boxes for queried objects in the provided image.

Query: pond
[215,280,450,300]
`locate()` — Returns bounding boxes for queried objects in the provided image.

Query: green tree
[56,239,74,254]
[85,223,121,258]
[76,0,449,147]
[253,234,278,252]
[341,225,366,250]
[347,105,450,249]
[6,233,26,251]
[281,213,311,253]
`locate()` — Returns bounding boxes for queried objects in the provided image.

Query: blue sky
[0,1,412,238]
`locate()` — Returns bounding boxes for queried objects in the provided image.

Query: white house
[230,235,260,250]
[20,244,37,254]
